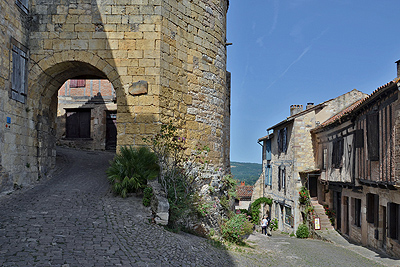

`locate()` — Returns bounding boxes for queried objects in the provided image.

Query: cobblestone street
[0,147,399,266]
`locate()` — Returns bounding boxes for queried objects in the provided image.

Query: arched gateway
[0,0,230,190]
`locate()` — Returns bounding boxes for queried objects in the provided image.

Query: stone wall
[0,0,36,188]
[0,0,230,192]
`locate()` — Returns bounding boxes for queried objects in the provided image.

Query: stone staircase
[311,199,335,231]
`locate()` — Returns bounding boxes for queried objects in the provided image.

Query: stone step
[311,200,335,231]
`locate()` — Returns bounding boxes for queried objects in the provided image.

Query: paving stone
[1,147,397,266]
[0,147,233,266]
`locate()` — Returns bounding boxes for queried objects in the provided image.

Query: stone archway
[28,53,123,178]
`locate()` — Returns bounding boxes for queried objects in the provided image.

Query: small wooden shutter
[366,193,374,223]
[79,110,90,138]
[70,79,86,88]
[367,113,379,161]
[16,0,29,13]
[278,166,281,191]
[282,127,288,153]
[66,109,91,138]
[11,45,27,103]
[354,129,364,148]
[266,140,271,160]
[388,203,398,239]
[374,194,379,227]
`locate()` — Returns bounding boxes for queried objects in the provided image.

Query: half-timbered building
[312,76,400,257]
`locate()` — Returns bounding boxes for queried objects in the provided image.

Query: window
[354,198,361,227]
[16,0,28,14]
[388,202,399,240]
[367,112,379,161]
[277,127,288,153]
[65,109,91,138]
[322,148,327,170]
[69,79,86,88]
[366,193,379,226]
[11,43,28,103]
[278,166,286,192]
[265,139,271,161]
[265,164,272,186]
[332,138,343,168]
[285,206,293,227]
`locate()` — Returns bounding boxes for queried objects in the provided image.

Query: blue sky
[227,0,400,163]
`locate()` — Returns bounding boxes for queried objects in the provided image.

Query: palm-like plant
[107,146,159,198]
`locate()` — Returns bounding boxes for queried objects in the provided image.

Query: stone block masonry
[0,0,230,192]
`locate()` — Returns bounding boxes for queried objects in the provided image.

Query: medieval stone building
[0,0,230,191]
[255,90,367,232]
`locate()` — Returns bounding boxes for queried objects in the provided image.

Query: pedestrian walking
[261,215,268,235]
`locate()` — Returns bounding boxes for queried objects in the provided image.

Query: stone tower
[0,0,230,190]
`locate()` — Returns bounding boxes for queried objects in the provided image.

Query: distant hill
[230,161,262,186]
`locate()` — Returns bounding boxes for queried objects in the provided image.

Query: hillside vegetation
[230,161,262,186]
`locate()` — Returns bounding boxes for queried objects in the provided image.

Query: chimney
[290,105,303,116]
[241,181,245,186]
[396,59,400,78]
[306,103,314,109]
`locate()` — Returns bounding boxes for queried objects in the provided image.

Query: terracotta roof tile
[236,185,253,199]
[313,79,399,131]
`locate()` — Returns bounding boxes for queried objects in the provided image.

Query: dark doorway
[309,176,318,198]
[382,206,387,249]
[66,109,91,138]
[343,196,349,235]
[106,111,117,150]
[333,191,342,230]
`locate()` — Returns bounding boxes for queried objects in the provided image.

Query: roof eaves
[267,102,328,132]
[258,133,273,142]
[311,79,399,133]
[267,117,293,131]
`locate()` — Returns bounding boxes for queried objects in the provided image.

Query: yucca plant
[107,146,159,198]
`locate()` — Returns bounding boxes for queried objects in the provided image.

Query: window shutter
[277,129,282,153]
[282,167,286,192]
[11,45,27,103]
[283,127,287,153]
[374,194,379,227]
[19,49,27,101]
[366,193,374,223]
[388,203,399,239]
[70,79,86,88]
[79,110,91,138]
[354,129,364,148]
[266,140,271,160]
[278,166,281,191]
[16,0,29,13]
[367,113,379,161]
[78,79,86,87]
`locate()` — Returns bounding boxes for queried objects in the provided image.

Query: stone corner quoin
[0,0,231,191]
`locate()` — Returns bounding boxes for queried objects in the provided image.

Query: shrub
[143,187,153,207]
[296,224,310,238]
[221,214,253,244]
[107,146,159,198]
[269,218,278,231]
[143,121,211,229]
